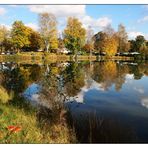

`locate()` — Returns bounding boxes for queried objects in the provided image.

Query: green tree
[129,36,148,58]
[139,42,148,57]
[10,21,31,52]
[63,62,85,96]
[64,17,86,55]
[38,13,58,52]
[135,35,145,49]
[135,35,148,57]
[129,40,136,52]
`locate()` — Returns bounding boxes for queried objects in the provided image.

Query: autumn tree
[101,34,118,56]
[93,31,108,54]
[38,13,58,52]
[29,30,44,51]
[0,25,9,53]
[117,24,129,53]
[93,26,118,56]
[64,17,86,55]
[2,38,12,52]
[58,38,64,49]
[83,26,94,55]
[102,25,118,56]
[10,21,31,52]
[103,24,115,37]
[82,43,94,54]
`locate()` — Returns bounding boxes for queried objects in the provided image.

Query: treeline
[0,12,148,58]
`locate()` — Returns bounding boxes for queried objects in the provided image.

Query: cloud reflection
[141,97,148,109]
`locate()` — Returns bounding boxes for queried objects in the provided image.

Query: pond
[0,60,148,143]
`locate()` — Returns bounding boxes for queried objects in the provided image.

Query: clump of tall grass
[67,111,137,143]
[0,86,14,103]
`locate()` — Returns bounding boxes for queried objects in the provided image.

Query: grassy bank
[0,52,43,64]
[0,52,135,63]
[0,86,76,143]
[98,55,134,61]
[0,101,76,143]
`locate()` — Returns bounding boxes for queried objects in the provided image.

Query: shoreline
[0,52,134,63]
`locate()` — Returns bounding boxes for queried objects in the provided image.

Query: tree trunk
[46,44,49,52]
[46,64,50,73]
[45,40,49,53]
[74,50,78,61]
[89,49,92,58]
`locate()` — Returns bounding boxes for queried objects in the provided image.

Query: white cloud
[28,5,112,34]
[80,15,112,31]
[138,16,148,23]
[28,5,86,18]
[128,31,145,39]
[25,23,38,31]
[0,7,6,15]
[81,15,93,27]
[97,17,112,27]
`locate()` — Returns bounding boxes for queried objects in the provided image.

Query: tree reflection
[0,63,43,97]
[115,63,129,91]
[1,60,148,101]
[63,62,85,96]
[91,61,148,91]
[92,61,117,91]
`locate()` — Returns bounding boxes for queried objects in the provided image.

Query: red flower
[7,125,21,133]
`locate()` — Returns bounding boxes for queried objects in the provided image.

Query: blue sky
[0,5,148,39]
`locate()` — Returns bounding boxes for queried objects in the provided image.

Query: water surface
[0,60,148,143]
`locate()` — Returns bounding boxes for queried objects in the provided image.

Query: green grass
[0,70,76,143]
[0,90,76,144]
[0,102,75,143]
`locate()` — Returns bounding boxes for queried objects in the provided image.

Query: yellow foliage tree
[102,35,118,56]
[64,17,86,55]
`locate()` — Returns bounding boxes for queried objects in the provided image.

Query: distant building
[57,48,70,54]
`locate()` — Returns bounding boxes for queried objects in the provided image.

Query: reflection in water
[0,61,148,143]
[141,97,148,109]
